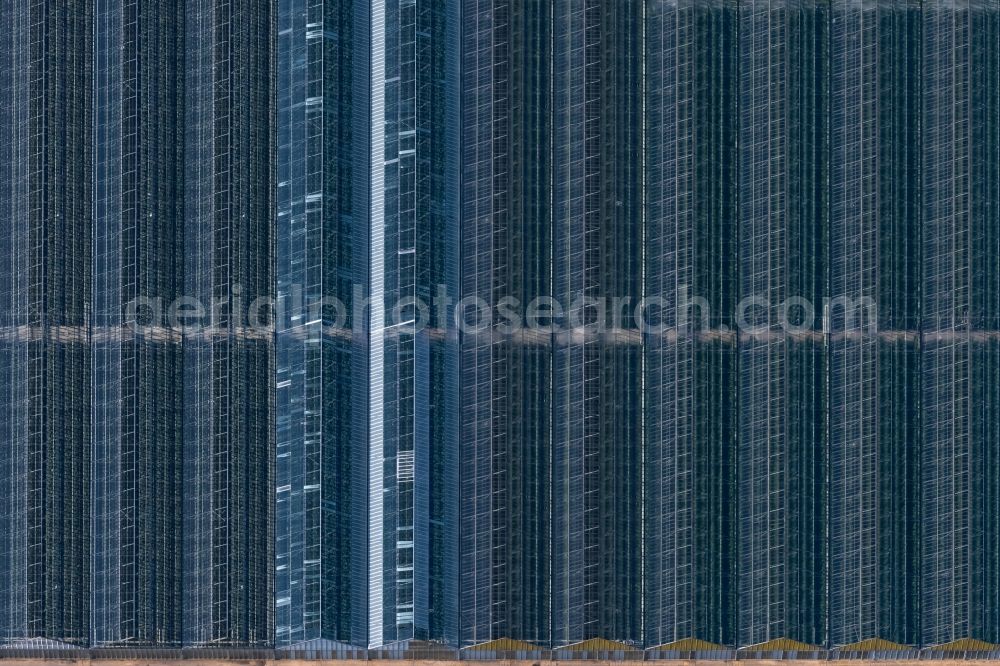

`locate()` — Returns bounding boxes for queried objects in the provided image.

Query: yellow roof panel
[465,638,541,652]
[928,638,999,652]
[743,637,819,651]
[649,637,726,651]
[560,638,634,651]
[837,638,910,651]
